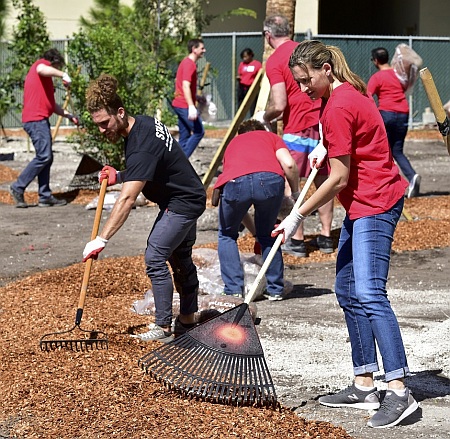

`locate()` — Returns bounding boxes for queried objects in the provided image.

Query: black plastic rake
[40,178,109,352]
[139,168,319,407]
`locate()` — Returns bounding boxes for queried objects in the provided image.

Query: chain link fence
[1,33,449,128]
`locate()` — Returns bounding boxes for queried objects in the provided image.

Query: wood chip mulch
[1,161,450,438]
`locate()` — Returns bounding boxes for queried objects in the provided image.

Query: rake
[40,178,109,352]
[139,168,319,407]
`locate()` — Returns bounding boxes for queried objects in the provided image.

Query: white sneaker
[130,323,173,342]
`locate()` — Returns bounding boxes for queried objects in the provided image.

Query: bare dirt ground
[0,130,449,438]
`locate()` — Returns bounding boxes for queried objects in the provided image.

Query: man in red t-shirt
[256,15,334,257]
[367,47,420,198]
[10,48,79,208]
[172,39,206,158]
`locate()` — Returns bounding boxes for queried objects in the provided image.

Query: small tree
[67,24,172,167]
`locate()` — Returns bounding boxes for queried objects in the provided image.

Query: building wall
[3,0,133,40]
[3,0,448,42]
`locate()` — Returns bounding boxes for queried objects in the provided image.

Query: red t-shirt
[238,60,262,86]
[321,82,407,220]
[22,59,56,123]
[367,69,409,113]
[214,131,287,189]
[265,40,320,134]
[172,57,197,109]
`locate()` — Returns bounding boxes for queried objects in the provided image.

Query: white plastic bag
[391,44,423,95]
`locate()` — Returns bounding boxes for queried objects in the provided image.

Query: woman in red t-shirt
[236,48,262,113]
[272,40,418,429]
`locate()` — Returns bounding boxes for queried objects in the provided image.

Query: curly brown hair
[237,119,266,134]
[85,74,124,114]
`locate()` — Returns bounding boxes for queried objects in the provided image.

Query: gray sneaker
[319,384,380,410]
[263,292,284,301]
[367,388,418,428]
[10,185,28,208]
[282,239,307,257]
[130,323,173,343]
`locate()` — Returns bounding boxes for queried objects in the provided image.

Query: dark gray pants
[145,209,199,326]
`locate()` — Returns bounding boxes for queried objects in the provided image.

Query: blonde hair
[85,74,124,114]
[289,40,367,94]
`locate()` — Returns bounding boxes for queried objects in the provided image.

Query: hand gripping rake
[139,168,319,407]
[40,178,109,352]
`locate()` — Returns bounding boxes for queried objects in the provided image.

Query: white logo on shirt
[155,118,174,151]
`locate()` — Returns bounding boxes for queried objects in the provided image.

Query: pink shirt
[238,60,262,86]
[321,83,407,219]
[265,40,320,133]
[214,131,287,189]
[22,59,56,123]
[172,57,197,108]
[367,69,409,114]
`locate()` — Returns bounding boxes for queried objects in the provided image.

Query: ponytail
[289,40,367,95]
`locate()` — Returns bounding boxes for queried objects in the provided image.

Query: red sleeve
[323,107,354,158]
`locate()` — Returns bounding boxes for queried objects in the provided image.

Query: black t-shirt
[122,115,206,218]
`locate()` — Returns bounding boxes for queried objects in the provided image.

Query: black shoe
[38,195,67,207]
[310,235,334,254]
[9,185,28,208]
[282,239,307,257]
[173,316,197,338]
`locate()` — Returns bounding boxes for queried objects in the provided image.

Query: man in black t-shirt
[82,74,206,342]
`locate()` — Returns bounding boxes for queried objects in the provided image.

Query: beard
[104,116,128,143]
[105,131,123,144]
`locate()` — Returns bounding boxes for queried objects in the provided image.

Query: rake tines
[139,304,278,408]
[40,323,108,352]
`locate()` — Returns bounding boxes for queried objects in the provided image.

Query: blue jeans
[172,106,205,158]
[335,197,409,382]
[218,172,285,295]
[12,119,53,200]
[145,209,199,326]
[380,111,416,182]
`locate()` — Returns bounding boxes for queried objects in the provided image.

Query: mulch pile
[1,157,450,438]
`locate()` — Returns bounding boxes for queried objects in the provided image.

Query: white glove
[82,236,108,262]
[62,72,72,87]
[271,211,305,243]
[308,142,327,169]
[188,105,198,120]
[254,111,271,131]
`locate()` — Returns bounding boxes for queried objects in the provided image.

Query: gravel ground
[0,130,449,438]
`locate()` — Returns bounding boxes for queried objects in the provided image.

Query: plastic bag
[391,44,423,95]
[131,289,258,322]
[85,191,148,210]
[197,94,217,122]
[192,247,293,299]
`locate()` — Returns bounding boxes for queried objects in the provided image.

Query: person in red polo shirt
[171,39,206,158]
[236,48,262,114]
[273,40,418,429]
[10,48,79,208]
[368,47,420,198]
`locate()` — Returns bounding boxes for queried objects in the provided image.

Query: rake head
[40,324,108,352]
[139,304,278,408]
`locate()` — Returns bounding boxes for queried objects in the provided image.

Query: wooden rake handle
[244,167,319,305]
[75,178,108,324]
[420,67,450,154]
